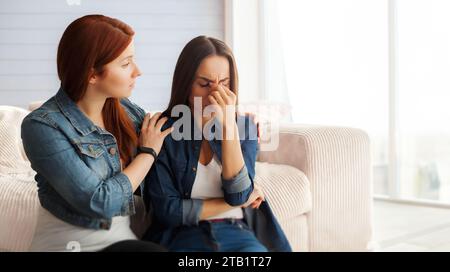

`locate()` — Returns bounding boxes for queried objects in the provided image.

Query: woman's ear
[88,68,98,85]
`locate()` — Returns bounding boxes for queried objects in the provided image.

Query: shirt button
[192,167,196,172]
[109,147,116,155]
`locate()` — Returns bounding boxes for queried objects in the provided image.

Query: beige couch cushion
[255,162,312,221]
[0,106,39,251]
[0,106,34,175]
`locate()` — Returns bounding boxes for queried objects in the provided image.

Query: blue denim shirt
[142,115,292,252]
[21,88,145,230]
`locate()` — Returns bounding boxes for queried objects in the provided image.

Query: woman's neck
[76,90,107,129]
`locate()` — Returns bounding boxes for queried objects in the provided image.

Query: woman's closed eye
[222,81,230,87]
[199,81,229,88]
[199,81,210,88]
[122,57,134,68]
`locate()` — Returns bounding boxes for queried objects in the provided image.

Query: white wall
[0,0,224,111]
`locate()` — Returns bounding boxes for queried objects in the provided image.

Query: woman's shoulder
[23,96,62,128]
[120,98,147,125]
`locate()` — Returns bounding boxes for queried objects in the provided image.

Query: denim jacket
[21,88,145,230]
[142,114,292,252]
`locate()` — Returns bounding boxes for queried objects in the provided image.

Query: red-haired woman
[21,15,171,252]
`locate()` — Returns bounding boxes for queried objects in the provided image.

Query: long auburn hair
[57,15,138,166]
[164,36,239,116]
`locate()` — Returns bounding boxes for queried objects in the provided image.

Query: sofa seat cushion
[255,162,312,221]
[0,175,39,251]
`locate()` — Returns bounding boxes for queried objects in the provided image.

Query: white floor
[373,200,450,252]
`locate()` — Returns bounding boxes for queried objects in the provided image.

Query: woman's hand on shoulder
[139,112,173,154]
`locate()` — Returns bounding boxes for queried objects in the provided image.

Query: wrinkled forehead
[195,55,230,81]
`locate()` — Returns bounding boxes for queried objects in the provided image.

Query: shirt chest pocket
[76,142,104,158]
[74,141,110,180]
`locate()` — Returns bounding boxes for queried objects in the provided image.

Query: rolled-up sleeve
[221,165,253,206]
[21,117,135,219]
[221,165,252,193]
[182,199,203,226]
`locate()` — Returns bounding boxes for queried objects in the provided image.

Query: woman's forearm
[221,123,245,179]
[199,198,237,220]
[123,153,155,192]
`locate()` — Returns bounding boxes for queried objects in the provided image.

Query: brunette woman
[142,36,291,252]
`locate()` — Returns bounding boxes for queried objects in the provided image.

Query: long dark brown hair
[164,36,239,116]
[57,14,138,166]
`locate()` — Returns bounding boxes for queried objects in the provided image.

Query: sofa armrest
[258,124,373,251]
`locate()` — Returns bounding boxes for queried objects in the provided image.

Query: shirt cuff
[182,198,203,226]
[114,172,135,215]
[221,165,252,194]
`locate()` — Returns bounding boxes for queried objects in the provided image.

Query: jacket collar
[55,87,98,136]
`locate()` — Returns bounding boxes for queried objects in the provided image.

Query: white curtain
[259,0,292,121]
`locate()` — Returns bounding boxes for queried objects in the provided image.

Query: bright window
[272,0,450,203]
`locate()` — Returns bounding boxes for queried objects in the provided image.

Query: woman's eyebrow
[121,55,133,61]
[198,76,230,82]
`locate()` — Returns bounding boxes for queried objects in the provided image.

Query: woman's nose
[210,81,219,89]
[133,63,142,77]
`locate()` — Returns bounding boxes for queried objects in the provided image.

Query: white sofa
[0,105,373,252]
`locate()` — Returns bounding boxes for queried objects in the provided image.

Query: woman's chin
[122,88,133,98]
